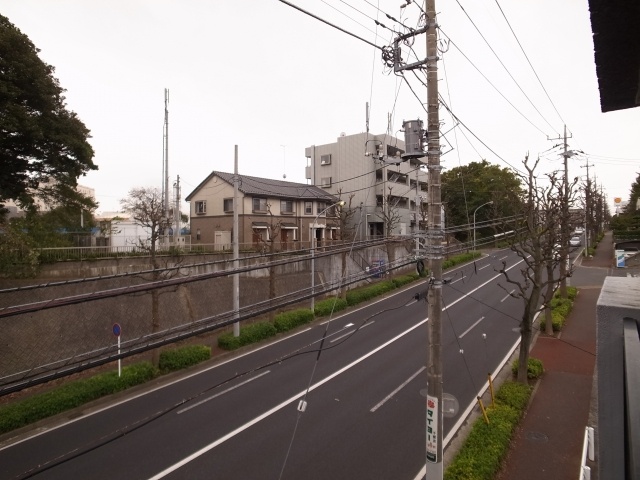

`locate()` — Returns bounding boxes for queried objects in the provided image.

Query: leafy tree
[0,14,96,211]
[442,160,524,243]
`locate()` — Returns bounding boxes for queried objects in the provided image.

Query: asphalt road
[0,249,529,480]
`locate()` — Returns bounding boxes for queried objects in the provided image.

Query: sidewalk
[496,233,613,479]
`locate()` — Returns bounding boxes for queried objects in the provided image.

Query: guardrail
[579,426,595,479]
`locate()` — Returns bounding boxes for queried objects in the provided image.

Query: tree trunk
[340,251,348,300]
[268,242,276,321]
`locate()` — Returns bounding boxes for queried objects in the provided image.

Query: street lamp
[473,201,493,251]
[311,201,345,312]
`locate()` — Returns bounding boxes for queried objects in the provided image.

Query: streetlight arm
[473,201,493,251]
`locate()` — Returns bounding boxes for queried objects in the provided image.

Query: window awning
[281,223,298,229]
[252,222,269,228]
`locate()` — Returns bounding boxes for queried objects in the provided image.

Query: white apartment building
[305,131,428,240]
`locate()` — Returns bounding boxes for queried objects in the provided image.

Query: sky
[3,0,638,216]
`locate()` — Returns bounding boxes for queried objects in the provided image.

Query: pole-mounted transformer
[402,119,426,160]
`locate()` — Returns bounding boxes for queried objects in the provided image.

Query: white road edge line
[148,320,427,479]
[458,317,485,339]
[177,370,271,415]
[370,367,426,413]
[149,260,525,479]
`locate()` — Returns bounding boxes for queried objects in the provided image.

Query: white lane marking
[150,258,527,479]
[479,264,490,270]
[177,371,271,415]
[458,317,485,339]
[450,275,465,284]
[499,255,508,261]
[330,321,374,343]
[501,289,515,302]
[148,320,428,479]
[370,367,426,413]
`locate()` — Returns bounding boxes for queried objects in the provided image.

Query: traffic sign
[113,323,122,337]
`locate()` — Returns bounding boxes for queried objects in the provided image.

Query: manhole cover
[526,431,548,442]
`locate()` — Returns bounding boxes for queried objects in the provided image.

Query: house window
[321,177,332,187]
[195,201,206,215]
[252,197,268,213]
[320,154,331,165]
[196,228,201,241]
[281,200,294,214]
[223,198,233,212]
[305,201,313,215]
[316,202,327,215]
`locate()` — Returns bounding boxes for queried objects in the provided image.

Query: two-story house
[185,171,338,250]
[305,131,428,240]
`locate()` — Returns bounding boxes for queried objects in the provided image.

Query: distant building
[304,132,428,240]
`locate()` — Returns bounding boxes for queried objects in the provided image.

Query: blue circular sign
[113,323,122,337]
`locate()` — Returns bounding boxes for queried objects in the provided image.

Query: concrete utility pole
[233,146,240,337]
[174,175,181,244]
[425,0,444,477]
[548,125,572,298]
[162,89,170,229]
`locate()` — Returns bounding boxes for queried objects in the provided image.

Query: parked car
[573,227,584,236]
[569,236,581,247]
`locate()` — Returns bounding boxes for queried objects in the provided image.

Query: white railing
[580,426,595,479]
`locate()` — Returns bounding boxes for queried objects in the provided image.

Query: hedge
[159,345,211,373]
[273,308,315,332]
[218,321,278,350]
[0,362,157,435]
[511,357,544,379]
[314,297,348,317]
[445,381,532,480]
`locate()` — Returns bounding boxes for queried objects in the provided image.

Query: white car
[569,236,581,247]
[573,227,584,236]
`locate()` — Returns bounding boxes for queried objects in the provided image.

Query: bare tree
[333,190,357,299]
[497,156,575,383]
[120,187,175,366]
[379,186,403,267]
[252,202,282,320]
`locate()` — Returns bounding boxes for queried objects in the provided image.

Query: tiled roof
[186,171,336,201]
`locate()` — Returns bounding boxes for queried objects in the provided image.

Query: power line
[453,0,558,135]
[278,0,384,50]
[493,0,567,128]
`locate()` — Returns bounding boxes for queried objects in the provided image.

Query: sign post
[113,323,122,377]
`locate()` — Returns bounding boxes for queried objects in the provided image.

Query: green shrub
[445,381,531,480]
[218,321,277,350]
[443,251,481,270]
[495,381,532,411]
[346,280,396,306]
[391,273,419,288]
[0,362,157,435]
[445,404,520,480]
[511,357,544,379]
[314,297,348,317]
[159,345,211,373]
[273,309,315,332]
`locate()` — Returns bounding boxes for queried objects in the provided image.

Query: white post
[233,146,240,337]
[117,335,121,378]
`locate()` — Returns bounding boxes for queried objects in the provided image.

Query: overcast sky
[3,0,638,215]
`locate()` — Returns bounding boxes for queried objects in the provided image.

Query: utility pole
[162,89,170,234]
[394,2,443,475]
[548,125,572,298]
[233,146,240,337]
[425,0,444,476]
[581,160,595,255]
[174,175,181,244]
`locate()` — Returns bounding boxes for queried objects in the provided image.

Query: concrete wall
[596,276,640,479]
